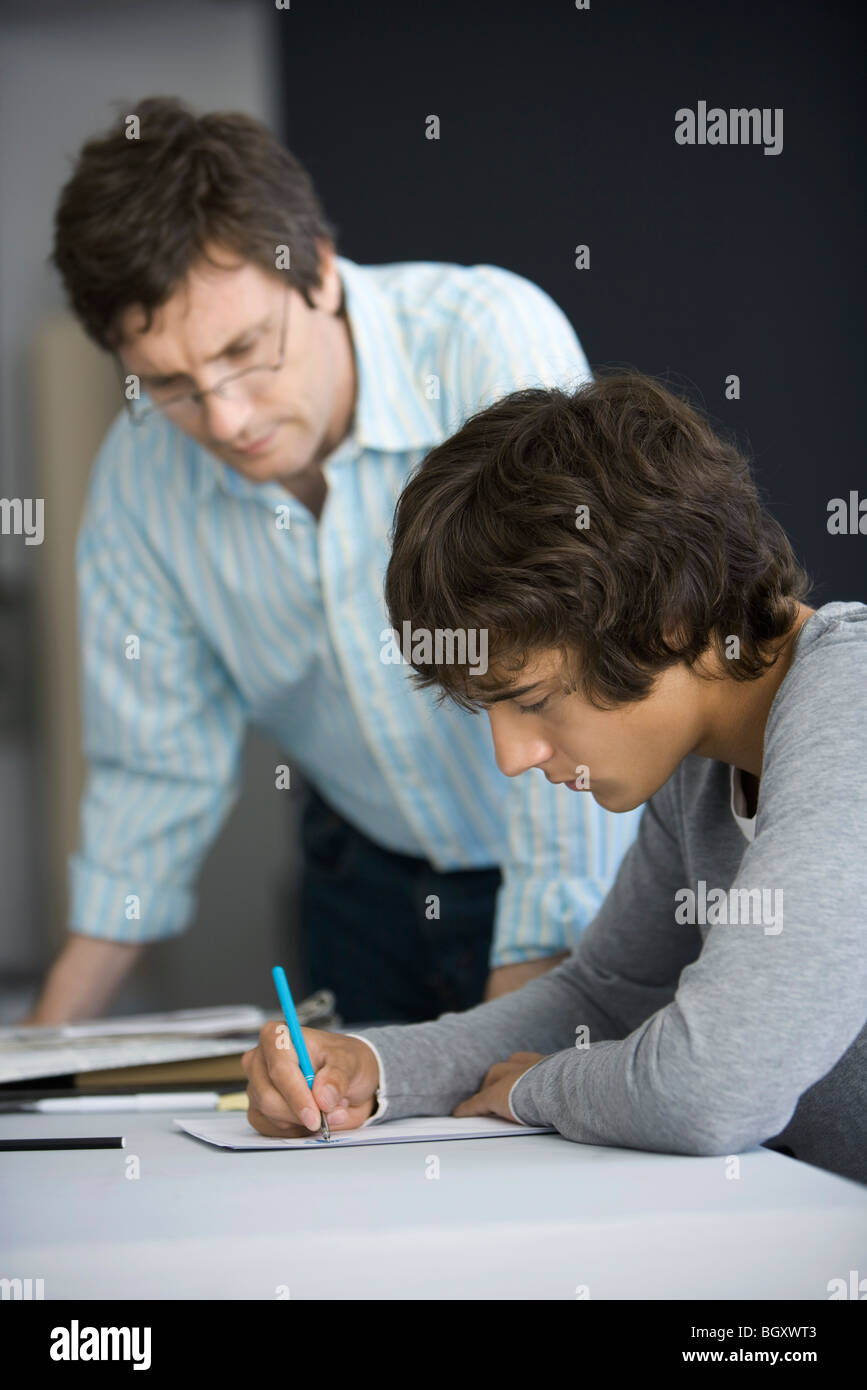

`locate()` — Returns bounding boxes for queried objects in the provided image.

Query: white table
[2,1109,865,1299]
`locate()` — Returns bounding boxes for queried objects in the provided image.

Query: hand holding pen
[240,966,381,1139]
[271,965,331,1141]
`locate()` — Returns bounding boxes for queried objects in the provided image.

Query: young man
[242,372,867,1186]
[29,98,641,1026]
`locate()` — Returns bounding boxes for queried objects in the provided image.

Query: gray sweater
[351,601,867,1186]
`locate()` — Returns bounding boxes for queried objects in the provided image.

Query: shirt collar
[192,254,445,501]
[729,764,757,843]
[337,255,445,453]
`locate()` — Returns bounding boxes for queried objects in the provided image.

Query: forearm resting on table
[23,933,147,1025]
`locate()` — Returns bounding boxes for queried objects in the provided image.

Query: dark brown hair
[51,96,337,349]
[384,371,809,711]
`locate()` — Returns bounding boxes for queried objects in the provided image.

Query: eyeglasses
[119,287,290,425]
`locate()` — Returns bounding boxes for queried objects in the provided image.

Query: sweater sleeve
[352,781,700,1124]
[509,641,867,1156]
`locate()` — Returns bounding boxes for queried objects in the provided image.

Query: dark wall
[275,0,865,601]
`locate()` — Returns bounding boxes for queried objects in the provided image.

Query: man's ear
[309,239,341,314]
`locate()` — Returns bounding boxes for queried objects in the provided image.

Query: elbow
[673,1105,790,1158]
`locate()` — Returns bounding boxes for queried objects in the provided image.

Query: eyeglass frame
[116,283,291,425]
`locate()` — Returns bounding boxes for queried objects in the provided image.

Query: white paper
[0,1004,266,1043]
[0,1032,263,1086]
[174,1112,556,1150]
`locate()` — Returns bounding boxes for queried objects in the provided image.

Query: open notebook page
[174,1113,556,1150]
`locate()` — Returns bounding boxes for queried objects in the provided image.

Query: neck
[317,310,358,464]
[693,603,815,777]
[276,310,357,496]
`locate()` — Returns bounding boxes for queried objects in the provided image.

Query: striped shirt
[70,255,643,964]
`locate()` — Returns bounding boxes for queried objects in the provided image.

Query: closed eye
[517,698,548,715]
[146,338,258,388]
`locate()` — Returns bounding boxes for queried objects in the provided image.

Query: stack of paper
[0,995,336,1086]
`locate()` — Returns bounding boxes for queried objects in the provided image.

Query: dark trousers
[299,785,501,1027]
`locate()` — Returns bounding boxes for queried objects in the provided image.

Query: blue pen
[271,965,331,1142]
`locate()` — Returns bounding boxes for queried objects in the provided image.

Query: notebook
[174,1112,556,1150]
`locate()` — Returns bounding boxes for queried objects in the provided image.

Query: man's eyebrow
[480,681,545,706]
[203,311,272,362]
[137,311,272,384]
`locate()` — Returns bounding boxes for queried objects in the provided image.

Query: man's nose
[199,387,256,443]
[487,709,553,778]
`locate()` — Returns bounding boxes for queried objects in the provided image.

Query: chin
[235,454,298,483]
[592,786,644,813]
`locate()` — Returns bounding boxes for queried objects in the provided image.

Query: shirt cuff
[341,1032,388,1125]
[507,1060,549,1127]
[68,856,195,942]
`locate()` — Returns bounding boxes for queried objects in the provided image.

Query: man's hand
[483,951,570,1001]
[241,1024,380,1137]
[452,1052,547,1122]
